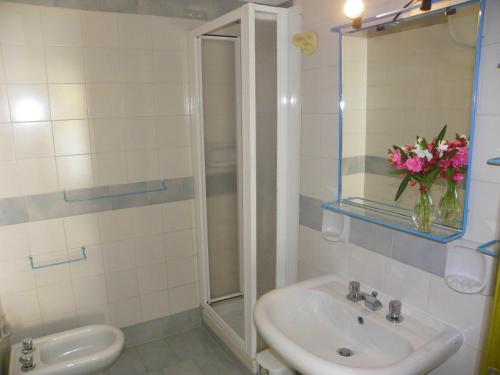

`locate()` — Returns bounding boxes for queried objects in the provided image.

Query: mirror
[338,1,481,239]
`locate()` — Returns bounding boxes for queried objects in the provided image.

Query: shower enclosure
[189,3,300,370]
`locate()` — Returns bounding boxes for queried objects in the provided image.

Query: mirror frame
[322,0,487,243]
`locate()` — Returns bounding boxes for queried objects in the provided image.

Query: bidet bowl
[9,325,124,375]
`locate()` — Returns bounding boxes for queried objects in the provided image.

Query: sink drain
[337,347,354,357]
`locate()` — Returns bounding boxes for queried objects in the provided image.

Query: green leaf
[395,174,411,201]
[436,124,447,143]
[393,145,408,159]
[448,149,459,158]
[420,137,428,150]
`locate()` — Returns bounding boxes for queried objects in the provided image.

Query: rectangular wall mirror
[325,0,484,242]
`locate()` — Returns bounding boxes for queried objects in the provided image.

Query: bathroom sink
[254,275,463,375]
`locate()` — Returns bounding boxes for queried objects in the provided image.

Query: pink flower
[451,147,468,168]
[390,149,404,169]
[453,173,465,183]
[405,157,424,173]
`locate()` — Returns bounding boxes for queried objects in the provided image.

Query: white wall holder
[445,239,497,295]
[322,209,349,242]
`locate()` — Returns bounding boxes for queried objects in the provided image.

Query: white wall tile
[7,84,50,122]
[41,7,82,47]
[81,11,118,48]
[0,124,14,160]
[98,209,133,244]
[48,84,88,120]
[162,200,193,233]
[70,244,104,279]
[108,296,141,327]
[153,50,187,83]
[102,239,135,273]
[140,290,170,321]
[12,121,54,159]
[118,49,153,83]
[52,120,91,156]
[45,46,85,83]
[164,229,194,261]
[0,86,10,123]
[18,157,59,195]
[92,151,127,186]
[155,84,188,116]
[86,84,123,118]
[37,283,76,317]
[168,282,198,315]
[77,303,110,326]
[0,161,21,198]
[0,259,35,294]
[27,218,66,255]
[123,117,157,151]
[151,17,188,51]
[0,223,29,262]
[121,83,156,117]
[56,154,94,189]
[34,263,71,288]
[166,256,196,288]
[137,262,168,294]
[0,2,43,46]
[2,290,41,324]
[2,45,46,84]
[83,48,119,83]
[89,118,125,153]
[158,147,192,179]
[72,275,107,309]
[105,269,139,302]
[117,14,152,49]
[134,234,165,267]
[132,205,163,237]
[125,149,159,182]
[156,116,191,148]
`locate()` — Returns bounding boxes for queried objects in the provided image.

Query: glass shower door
[200,32,245,340]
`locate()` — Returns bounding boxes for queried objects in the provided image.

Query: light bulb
[344,0,364,20]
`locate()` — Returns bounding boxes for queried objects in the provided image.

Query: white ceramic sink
[255,275,463,375]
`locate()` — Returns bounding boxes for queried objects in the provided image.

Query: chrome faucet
[19,338,36,372]
[347,281,383,311]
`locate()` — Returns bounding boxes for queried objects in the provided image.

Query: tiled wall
[295,0,500,374]
[0,2,202,342]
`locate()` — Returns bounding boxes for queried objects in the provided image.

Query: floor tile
[192,350,247,375]
[165,327,219,360]
[162,360,203,375]
[107,348,147,375]
[135,339,180,371]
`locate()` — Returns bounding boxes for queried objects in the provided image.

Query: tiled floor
[100,326,250,375]
[211,297,244,340]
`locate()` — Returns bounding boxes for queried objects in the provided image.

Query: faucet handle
[22,338,34,354]
[371,291,378,298]
[386,300,403,323]
[19,353,35,371]
[349,281,360,294]
[347,281,361,301]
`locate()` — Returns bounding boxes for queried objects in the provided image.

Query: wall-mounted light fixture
[420,0,432,11]
[343,0,364,30]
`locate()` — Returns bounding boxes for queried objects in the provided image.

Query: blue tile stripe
[0,177,194,226]
[299,194,447,277]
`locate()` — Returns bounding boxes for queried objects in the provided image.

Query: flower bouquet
[436,134,469,225]
[389,125,468,232]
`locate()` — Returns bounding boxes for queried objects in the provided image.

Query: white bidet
[9,325,124,375]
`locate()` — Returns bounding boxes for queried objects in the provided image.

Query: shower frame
[188,3,301,371]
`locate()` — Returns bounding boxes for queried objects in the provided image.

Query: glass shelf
[487,157,500,166]
[321,199,464,243]
[477,240,499,257]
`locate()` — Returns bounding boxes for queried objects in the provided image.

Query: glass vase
[438,180,461,226]
[412,190,434,233]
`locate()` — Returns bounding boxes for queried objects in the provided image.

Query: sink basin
[254,275,463,375]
